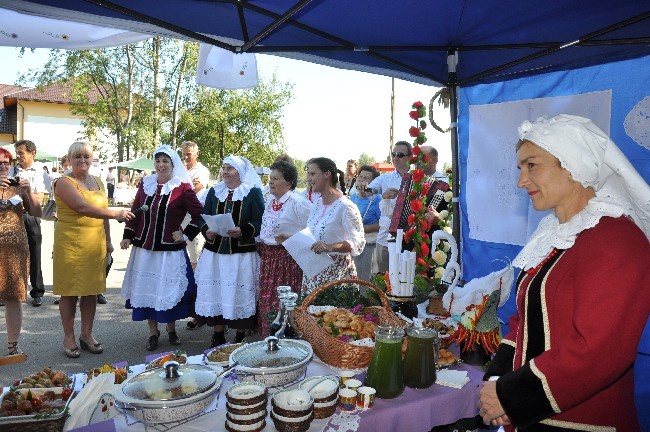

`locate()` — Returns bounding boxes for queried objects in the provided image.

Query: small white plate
[145,352,188,370]
[204,343,243,366]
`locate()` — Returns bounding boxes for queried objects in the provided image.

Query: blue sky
[0,46,452,169]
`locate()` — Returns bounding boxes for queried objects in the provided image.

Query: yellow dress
[53,176,108,296]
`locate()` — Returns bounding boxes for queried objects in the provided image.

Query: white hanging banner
[196,43,259,90]
[466,90,612,246]
[0,9,150,49]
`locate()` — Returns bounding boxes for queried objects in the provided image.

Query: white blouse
[260,191,311,245]
[307,196,365,256]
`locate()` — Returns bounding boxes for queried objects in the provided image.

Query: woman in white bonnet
[120,145,205,351]
[479,114,650,431]
[194,155,264,347]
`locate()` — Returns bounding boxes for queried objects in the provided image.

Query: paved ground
[0,210,256,384]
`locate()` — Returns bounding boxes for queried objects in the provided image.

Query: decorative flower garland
[405,101,434,275]
[428,88,452,133]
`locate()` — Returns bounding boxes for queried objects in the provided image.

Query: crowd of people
[1,135,449,358]
[1,114,649,431]
[0,132,459,363]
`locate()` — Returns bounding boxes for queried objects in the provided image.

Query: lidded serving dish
[115,361,223,424]
[229,336,313,386]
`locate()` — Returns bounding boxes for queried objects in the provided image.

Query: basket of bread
[293,279,403,369]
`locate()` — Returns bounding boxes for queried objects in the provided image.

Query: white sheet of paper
[201,213,236,237]
[276,221,302,237]
[283,227,334,279]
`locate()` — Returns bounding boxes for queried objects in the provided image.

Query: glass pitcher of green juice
[365,325,405,399]
[403,327,438,388]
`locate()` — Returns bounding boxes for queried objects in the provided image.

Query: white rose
[443,226,453,234]
[438,209,449,220]
[442,242,451,252]
[433,250,447,265]
[444,191,453,202]
[434,266,445,280]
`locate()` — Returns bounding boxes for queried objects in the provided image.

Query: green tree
[22,39,200,162]
[22,45,153,162]
[294,159,308,189]
[176,75,293,172]
[358,152,375,166]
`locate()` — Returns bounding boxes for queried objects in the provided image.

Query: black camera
[7,177,20,186]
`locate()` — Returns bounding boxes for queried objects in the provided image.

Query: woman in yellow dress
[53,142,134,358]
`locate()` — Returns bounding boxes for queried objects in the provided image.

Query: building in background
[0,82,106,161]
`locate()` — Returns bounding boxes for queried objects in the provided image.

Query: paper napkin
[435,369,469,389]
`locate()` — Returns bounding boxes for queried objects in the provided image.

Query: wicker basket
[0,414,68,432]
[0,385,73,432]
[293,279,403,369]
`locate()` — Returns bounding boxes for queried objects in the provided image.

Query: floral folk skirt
[257,242,303,337]
[300,254,357,296]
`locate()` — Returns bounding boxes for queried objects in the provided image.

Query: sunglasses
[391,152,409,158]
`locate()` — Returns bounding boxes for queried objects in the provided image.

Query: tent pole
[447,50,461,267]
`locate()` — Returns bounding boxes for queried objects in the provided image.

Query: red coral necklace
[272,197,288,212]
[526,248,559,276]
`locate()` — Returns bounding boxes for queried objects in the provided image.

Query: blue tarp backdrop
[459,54,650,428]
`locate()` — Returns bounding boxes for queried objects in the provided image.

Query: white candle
[388,242,399,293]
[395,229,403,253]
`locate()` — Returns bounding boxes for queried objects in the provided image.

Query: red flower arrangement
[404,101,433,274]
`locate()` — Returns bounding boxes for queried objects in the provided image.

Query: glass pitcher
[364,325,405,399]
[403,327,438,389]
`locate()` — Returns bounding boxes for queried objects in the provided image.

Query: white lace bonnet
[212,155,262,201]
[513,115,650,270]
[142,144,192,196]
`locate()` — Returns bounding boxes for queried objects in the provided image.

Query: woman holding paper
[194,155,264,347]
[301,157,365,295]
[478,115,650,431]
[257,160,311,336]
[120,145,204,351]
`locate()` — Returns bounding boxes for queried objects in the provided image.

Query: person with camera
[0,147,42,362]
[351,165,381,282]
[10,140,49,307]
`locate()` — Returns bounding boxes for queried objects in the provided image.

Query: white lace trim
[513,198,631,270]
[211,181,252,201]
[194,279,257,319]
[121,250,189,311]
[323,410,361,432]
[142,174,183,196]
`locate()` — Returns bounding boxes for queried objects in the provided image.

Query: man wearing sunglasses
[366,141,412,273]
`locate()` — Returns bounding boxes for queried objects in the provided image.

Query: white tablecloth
[69,355,342,432]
